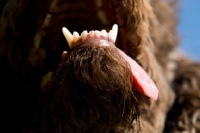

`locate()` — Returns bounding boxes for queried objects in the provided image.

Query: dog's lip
[117,49,159,100]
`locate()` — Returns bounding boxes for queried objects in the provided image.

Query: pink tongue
[117,49,159,100]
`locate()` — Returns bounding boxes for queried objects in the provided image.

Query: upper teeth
[62,24,118,48]
[109,24,118,42]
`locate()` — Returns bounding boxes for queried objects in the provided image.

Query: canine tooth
[101,30,107,36]
[95,30,101,37]
[73,31,80,42]
[111,24,118,42]
[62,27,73,48]
[81,30,88,40]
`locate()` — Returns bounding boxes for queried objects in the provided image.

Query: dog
[0,0,193,132]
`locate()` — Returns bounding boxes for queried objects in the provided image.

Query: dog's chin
[41,44,140,132]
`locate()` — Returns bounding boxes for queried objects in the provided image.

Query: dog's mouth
[62,24,118,48]
[38,0,159,100]
[35,0,129,90]
[42,0,128,54]
[61,23,158,100]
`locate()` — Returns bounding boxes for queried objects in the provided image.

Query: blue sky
[178,0,200,61]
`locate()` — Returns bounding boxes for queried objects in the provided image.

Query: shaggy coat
[1,0,196,133]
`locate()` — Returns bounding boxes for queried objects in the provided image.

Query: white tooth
[95,30,101,37]
[81,30,88,40]
[108,30,113,37]
[62,27,73,48]
[101,30,107,36]
[73,31,80,42]
[89,30,94,37]
[111,24,118,42]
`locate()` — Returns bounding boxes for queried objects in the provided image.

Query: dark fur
[164,61,200,133]
[42,43,139,133]
[0,0,199,133]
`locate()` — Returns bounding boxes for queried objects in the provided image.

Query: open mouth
[41,0,139,61]
[33,0,156,96]
[62,23,158,100]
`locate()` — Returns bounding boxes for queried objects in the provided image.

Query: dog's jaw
[62,24,117,48]
[62,24,159,100]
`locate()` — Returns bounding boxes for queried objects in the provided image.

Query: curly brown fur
[0,0,182,132]
[164,62,200,133]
